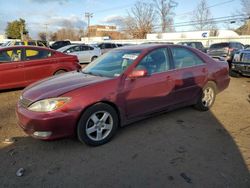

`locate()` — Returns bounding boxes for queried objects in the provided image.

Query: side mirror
[128,69,148,79]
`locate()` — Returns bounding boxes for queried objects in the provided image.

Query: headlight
[28,97,71,112]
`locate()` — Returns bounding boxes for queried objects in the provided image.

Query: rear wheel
[194,82,216,111]
[54,70,66,75]
[77,103,118,146]
[91,56,98,62]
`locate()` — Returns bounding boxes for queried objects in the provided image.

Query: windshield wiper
[82,71,104,77]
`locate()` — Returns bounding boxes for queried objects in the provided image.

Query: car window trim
[169,46,205,69]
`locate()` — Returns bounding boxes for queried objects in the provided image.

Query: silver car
[57,44,101,63]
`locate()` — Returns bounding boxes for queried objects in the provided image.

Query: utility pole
[45,23,48,41]
[85,12,93,40]
[20,24,23,41]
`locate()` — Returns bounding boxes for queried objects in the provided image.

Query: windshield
[57,45,73,52]
[241,52,250,63]
[210,43,229,49]
[82,50,141,77]
[1,41,11,47]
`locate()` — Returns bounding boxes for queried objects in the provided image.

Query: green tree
[5,18,29,39]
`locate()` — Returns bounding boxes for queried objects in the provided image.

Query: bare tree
[241,0,250,15]
[153,0,177,32]
[124,1,156,39]
[38,32,47,41]
[49,28,83,41]
[235,0,250,35]
[191,0,214,30]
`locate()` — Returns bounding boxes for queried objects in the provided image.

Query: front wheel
[194,83,216,111]
[77,103,118,146]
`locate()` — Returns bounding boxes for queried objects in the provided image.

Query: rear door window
[171,47,204,69]
[81,45,89,51]
[210,43,229,49]
[25,49,52,60]
[105,43,112,49]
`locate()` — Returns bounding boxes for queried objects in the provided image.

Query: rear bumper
[216,76,230,93]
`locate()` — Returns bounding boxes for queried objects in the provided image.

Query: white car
[57,44,101,63]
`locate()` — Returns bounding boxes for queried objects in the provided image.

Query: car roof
[113,44,173,51]
[0,45,54,51]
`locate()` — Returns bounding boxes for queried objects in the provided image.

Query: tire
[194,82,216,111]
[54,70,66,75]
[77,103,118,146]
[91,56,97,62]
[229,70,241,78]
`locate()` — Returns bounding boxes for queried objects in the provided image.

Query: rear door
[80,45,91,63]
[170,47,207,104]
[0,48,25,89]
[22,48,56,84]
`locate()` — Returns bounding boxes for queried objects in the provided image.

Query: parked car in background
[57,44,101,63]
[0,46,81,90]
[142,42,174,45]
[230,49,250,77]
[1,40,49,48]
[244,44,250,49]
[177,42,206,53]
[50,40,71,50]
[97,42,122,54]
[207,42,244,67]
[16,44,230,146]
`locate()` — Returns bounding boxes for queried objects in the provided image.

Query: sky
[0,0,244,39]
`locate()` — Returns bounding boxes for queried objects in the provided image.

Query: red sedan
[0,46,81,90]
[16,44,230,146]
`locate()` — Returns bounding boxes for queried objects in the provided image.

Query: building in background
[147,30,240,40]
[88,25,122,40]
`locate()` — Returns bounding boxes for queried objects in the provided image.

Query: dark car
[230,49,250,77]
[177,42,206,53]
[50,40,71,50]
[16,44,230,146]
[97,42,121,54]
[207,42,244,66]
[0,46,81,90]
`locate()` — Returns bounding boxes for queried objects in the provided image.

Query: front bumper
[16,103,81,140]
[231,63,250,76]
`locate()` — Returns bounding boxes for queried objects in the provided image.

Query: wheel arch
[206,80,218,94]
[53,69,67,75]
[76,100,122,131]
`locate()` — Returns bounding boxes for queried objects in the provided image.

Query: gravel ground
[0,77,249,188]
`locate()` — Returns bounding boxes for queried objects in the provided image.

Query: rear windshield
[210,43,229,49]
[241,52,250,63]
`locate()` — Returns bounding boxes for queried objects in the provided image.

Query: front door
[123,48,175,119]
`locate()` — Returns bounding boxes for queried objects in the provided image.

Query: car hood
[22,71,112,101]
